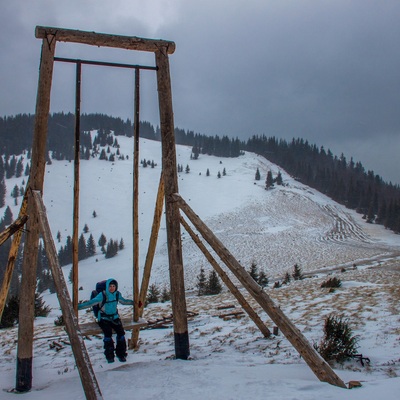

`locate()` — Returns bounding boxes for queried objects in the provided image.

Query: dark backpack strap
[100,291,107,309]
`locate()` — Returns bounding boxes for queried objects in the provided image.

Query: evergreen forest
[1,112,399,235]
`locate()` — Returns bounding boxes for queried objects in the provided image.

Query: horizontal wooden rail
[79,318,148,336]
[35,26,176,54]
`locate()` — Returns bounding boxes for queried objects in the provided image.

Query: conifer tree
[282,271,291,285]
[161,286,171,302]
[207,270,222,295]
[3,206,13,225]
[16,158,24,178]
[266,170,274,189]
[206,168,210,177]
[258,270,269,287]
[255,168,261,181]
[83,223,89,233]
[0,179,5,208]
[196,267,207,296]
[146,283,160,304]
[292,264,304,280]
[248,262,259,282]
[98,233,107,248]
[86,234,96,257]
[11,184,19,199]
[276,171,283,185]
[105,239,118,259]
[24,163,30,176]
[78,233,87,260]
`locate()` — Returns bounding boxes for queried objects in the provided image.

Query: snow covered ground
[1,135,399,399]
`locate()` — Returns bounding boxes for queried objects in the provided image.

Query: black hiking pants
[98,318,127,360]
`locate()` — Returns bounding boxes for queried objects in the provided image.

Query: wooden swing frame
[0,25,347,399]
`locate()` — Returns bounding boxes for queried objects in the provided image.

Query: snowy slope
[1,134,399,399]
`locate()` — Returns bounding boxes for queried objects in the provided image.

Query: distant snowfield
[1,136,399,399]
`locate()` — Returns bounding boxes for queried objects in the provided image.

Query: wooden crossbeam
[35,26,176,54]
[79,318,147,336]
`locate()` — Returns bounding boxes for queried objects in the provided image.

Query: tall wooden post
[155,49,189,359]
[131,173,165,348]
[72,61,82,315]
[16,35,56,392]
[133,68,140,332]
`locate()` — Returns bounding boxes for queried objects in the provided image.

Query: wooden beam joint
[35,26,176,54]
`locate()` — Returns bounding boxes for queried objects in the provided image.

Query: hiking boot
[117,355,126,362]
[107,358,115,364]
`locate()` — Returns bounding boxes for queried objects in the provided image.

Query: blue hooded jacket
[78,278,134,321]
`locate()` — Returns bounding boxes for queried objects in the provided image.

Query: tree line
[1,113,399,233]
[245,136,400,233]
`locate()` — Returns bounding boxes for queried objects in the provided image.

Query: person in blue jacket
[78,278,133,363]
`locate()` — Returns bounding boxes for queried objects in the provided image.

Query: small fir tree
[196,267,207,296]
[146,283,160,304]
[265,170,274,189]
[161,286,171,302]
[98,233,107,248]
[78,233,87,260]
[255,168,261,181]
[248,262,259,282]
[86,234,96,257]
[314,314,359,363]
[282,272,291,285]
[207,270,222,295]
[276,171,283,185]
[292,264,304,280]
[258,270,269,288]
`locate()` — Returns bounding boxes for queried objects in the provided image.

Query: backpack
[90,280,119,319]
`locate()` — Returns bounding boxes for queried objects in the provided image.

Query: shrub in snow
[314,314,359,364]
[321,277,342,289]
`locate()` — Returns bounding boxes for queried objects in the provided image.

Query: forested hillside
[1,113,399,234]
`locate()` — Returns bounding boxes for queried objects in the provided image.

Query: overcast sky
[1,1,399,184]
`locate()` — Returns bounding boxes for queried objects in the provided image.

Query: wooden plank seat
[79,317,148,336]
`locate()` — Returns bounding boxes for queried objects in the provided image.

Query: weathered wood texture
[173,193,347,389]
[130,173,165,349]
[16,37,56,392]
[133,68,140,324]
[0,212,28,321]
[35,26,175,54]
[0,215,28,246]
[80,318,147,336]
[32,191,103,400]
[180,216,271,338]
[72,61,81,315]
[155,50,189,359]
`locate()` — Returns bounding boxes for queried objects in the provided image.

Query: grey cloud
[1,1,399,183]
